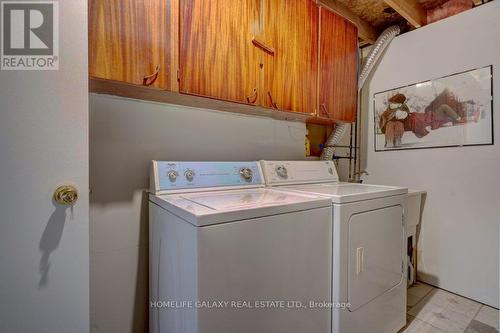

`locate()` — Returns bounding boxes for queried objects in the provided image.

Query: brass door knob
[53,185,79,206]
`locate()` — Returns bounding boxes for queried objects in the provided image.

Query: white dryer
[149,161,334,333]
[260,160,408,333]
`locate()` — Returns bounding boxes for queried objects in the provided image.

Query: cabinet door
[179,0,261,104]
[319,8,358,122]
[89,0,168,89]
[260,0,319,114]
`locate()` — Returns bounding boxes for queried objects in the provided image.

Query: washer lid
[283,183,408,203]
[150,188,332,226]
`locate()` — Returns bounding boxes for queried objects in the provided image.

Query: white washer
[260,160,408,333]
[149,161,334,333]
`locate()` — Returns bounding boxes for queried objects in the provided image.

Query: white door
[347,206,405,311]
[0,1,89,332]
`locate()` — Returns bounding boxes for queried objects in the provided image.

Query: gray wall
[89,93,306,332]
[360,2,499,307]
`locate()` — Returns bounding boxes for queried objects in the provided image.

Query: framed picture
[374,65,493,151]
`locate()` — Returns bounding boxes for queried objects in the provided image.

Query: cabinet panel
[179,0,261,104]
[260,0,319,114]
[319,8,358,122]
[89,0,168,89]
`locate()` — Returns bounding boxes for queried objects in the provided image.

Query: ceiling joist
[384,0,427,28]
[318,0,378,44]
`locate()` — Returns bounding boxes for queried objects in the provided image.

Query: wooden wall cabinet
[259,0,319,114]
[179,0,261,105]
[89,0,170,89]
[179,0,319,114]
[318,7,359,122]
[89,0,360,122]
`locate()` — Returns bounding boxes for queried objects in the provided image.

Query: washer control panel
[152,161,263,193]
[261,160,339,185]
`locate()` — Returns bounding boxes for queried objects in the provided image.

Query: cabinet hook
[320,103,331,118]
[246,88,258,104]
[252,37,275,56]
[143,65,160,86]
[268,91,279,110]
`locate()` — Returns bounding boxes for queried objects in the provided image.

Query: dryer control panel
[151,161,264,194]
[261,160,339,186]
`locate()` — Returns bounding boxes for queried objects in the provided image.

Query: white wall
[0,1,89,332]
[89,94,306,332]
[361,2,500,307]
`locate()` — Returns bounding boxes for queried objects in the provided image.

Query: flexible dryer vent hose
[320,25,401,161]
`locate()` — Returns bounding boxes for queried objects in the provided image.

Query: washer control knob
[185,169,195,182]
[275,165,288,179]
[167,170,178,182]
[239,168,253,182]
[328,167,334,175]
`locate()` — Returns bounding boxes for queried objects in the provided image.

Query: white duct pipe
[320,25,401,161]
[358,25,401,91]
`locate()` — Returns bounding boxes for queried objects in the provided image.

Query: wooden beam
[384,0,426,28]
[318,0,378,44]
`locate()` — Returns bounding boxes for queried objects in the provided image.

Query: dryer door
[347,205,404,311]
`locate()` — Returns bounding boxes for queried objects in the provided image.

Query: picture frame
[373,65,494,152]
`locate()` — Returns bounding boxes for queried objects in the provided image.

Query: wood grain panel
[89,0,168,89]
[166,0,180,91]
[260,0,319,114]
[179,0,261,104]
[319,7,358,122]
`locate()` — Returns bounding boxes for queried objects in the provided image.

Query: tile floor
[400,282,499,333]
